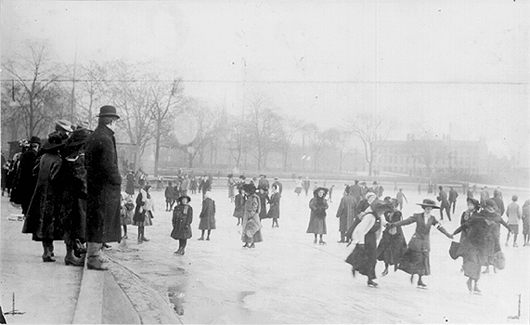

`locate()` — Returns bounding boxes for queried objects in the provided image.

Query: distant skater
[198,191,216,241]
[307,187,329,245]
[171,195,193,255]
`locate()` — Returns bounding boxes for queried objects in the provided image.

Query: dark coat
[257,192,269,219]
[85,123,122,243]
[394,213,440,276]
[60,145,88,242]
[125,173,135,195]
[437,190,450,208]
[198,197,216,230]
[233,193,245,218]
[377,211,407,266]
[171,204,193,239]
[306,196,328,234]
[267,192,281,219]
[272,181,283,194]
[22,153,66,241]
[350,184,362,200]
[11,148,38,212]
[448,189,459,202]
[336,195,357,232]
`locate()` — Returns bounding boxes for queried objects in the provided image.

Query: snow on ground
[107,179,530,324]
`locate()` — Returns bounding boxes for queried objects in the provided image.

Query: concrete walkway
[0,197,149,324]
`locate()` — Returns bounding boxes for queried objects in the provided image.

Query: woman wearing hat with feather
[452,198,511,293]
[480,199,512,275]
[306,187,329,245]
[387,199,454,288]
[171,195,193,255]
[346,201,393,287]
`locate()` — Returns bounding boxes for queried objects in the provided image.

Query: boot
[141,237,150,242]
[174,248,182,255]
[466,278,473,292]
[198,236,204,241]
[87,258,108,271]
[367,279,378,287]
[65,245,84,267]
[42,242,55,262]
[473,282,481,294]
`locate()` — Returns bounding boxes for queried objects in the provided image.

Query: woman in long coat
[481,199,511,274]
[22,133,67,263]
[453,198,511,293]
[523,199,530,246]
[377,199,407,276]
[125,170,135,197]
[241,184,263,249]
[306,187,329,245]
[267,184,281,227]
[60,128,91,266]
[336,186,358,243]
[346,202,393,287]
[198,191,216,240]
[388,199,454,288]
[171,195,193,255]
[233,187,245,226]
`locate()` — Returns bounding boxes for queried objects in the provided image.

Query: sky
[1,0,529,160]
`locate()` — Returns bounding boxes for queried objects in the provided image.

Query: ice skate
[367,280,379,288]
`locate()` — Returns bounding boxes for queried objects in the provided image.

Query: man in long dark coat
[85,105,122,270]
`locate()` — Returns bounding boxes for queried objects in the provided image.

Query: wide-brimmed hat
[313,187,329,196]
[55,119,74,133]
[41,132,66,151]
[96,105,120,119]
[417,199,440,209]
[466,197,480,208]
[29,136,41,144]
[365,192,377,200]
[67,128,91,147]
[242,183,256,194]
[178,195,191,203]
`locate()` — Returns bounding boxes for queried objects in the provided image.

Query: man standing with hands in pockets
[85,105,122,270]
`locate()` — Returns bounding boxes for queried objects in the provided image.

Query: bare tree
[409,132,451,177]
[109,62,155,168]
[279,116,304,172]
[74,61,110,128]
[178,98,226,168]
[2,43,64,138]
[245,94,282,170]
[348,113,393,176]
[149,78,184,176]
[223,114,249,168]
[303,123,335,172]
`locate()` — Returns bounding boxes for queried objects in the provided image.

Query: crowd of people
[2,105,529,295]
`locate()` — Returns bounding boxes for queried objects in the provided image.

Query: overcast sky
[2,0,529,159]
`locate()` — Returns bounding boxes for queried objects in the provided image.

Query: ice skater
[171,195,193,255]
[306,187,329,245]
[133,183,153,244]
[452,198,511,294]
[345,201,393,287]
[241,183,263,249]
[233,186,245,226]
[377,199,407,276]
[522,199,530,246]
[506,195,522,247]
[387,199,453,289]
[198,191,216,241]
[267,184,281,227]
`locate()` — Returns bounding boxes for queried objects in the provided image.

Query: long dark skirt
[377,230,407,267]
[462,246,484,280]
[345,244,377,280]
[397,248,430,276]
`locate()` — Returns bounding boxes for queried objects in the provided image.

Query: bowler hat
[417,199,440,209]
[97,105,120,119]
[29,136,41,144]
[41,132,65,151]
